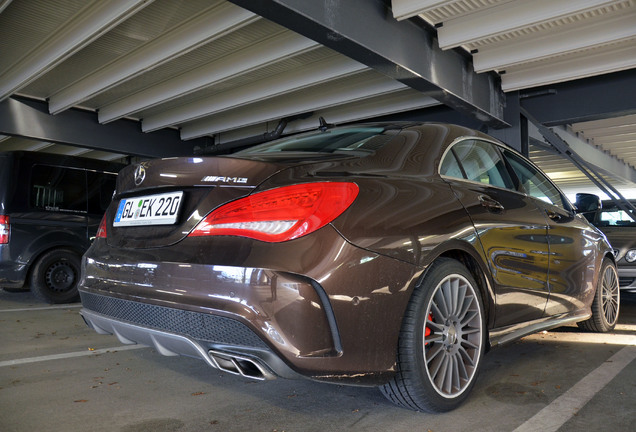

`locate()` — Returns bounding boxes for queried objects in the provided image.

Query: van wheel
[30,249,81,304]
[380,258,485,412]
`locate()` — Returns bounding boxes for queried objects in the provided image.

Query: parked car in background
[0,151,124,303]
[79,122,619,412]
[576,194,636,294]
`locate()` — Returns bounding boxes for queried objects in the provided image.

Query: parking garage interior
[1,1,635,431]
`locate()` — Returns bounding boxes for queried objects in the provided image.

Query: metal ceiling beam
[0,97,203,158]
[520,69,636,126]
[100,31,320,124]
[487,91,523,153]
[228,0,508,128]
[0,0,152,101]
[48,2,257,115]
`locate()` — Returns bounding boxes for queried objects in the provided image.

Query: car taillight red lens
[0,215,9,244]
[189,182,359,242]
[96,214,107,239]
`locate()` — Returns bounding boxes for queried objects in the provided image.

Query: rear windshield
[235,127,390,154]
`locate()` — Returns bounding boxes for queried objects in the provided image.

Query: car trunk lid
[106,154,354,249]
[107,156,291,249]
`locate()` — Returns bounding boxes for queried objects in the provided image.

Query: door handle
[546,209,563,221]
[478,195,505,212]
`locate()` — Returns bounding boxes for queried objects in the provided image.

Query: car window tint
[503,150,567,209]
[30,165,87,213]
[439,149,464,179]
[450,140,515,190]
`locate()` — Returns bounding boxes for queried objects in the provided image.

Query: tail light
[189,182,359,242]
[96,214,107,239]
[0,215,9,244]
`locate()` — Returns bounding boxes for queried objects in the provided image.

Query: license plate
[113,191,183,227]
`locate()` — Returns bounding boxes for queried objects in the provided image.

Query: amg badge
[201,176,248,184]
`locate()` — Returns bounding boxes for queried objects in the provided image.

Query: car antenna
[319,116,333,131]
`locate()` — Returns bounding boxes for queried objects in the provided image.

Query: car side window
[442,140,515,190]
[503,150,568,209]
[439,149,464,179]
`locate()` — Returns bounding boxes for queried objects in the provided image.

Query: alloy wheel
[423,274,483,398]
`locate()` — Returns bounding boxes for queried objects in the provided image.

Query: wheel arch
[416,242,495,350]
[25,243,85,282]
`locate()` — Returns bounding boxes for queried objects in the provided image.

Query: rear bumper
[79,229,419,385]
[79,301,300,380]
[0,258,27,288]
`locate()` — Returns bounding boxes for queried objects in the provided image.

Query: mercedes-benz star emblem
[134,165,146,186]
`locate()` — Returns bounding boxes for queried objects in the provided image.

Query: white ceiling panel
[47,2,257,114]
[99,30,320,124]
[181,71,408,139]
[141,54,367,132]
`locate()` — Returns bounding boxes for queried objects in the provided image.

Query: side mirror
[575,193,601,223]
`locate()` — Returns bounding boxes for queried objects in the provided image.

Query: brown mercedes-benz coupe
[79,122,620,412]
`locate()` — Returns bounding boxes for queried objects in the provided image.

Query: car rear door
[501,148,602,317]
[441,139,550,327]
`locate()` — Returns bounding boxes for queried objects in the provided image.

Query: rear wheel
[577,258,619,332]
[30,249,81,304]
[380,258,485,412]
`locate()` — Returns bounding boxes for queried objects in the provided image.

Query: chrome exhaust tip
[208,350,275,381]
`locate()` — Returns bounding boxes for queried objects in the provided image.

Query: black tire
[30,249,81,304]
[577,258,619,332]
[380,258,485,412]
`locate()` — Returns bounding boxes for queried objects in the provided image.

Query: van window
[87,171,117,213]
[30,165,87,213]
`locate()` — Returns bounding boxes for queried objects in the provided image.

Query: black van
[0,151,124,303]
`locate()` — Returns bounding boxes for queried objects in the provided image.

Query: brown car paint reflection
[447,180,551,327]
[79,122,618,412]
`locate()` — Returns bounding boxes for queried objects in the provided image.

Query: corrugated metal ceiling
[0,0,635,196]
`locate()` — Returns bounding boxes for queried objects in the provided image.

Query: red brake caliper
[424,312,433,345]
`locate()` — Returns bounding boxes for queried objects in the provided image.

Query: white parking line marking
[0,304,82,312]
[514,341,636,432]
[0,345,147,368]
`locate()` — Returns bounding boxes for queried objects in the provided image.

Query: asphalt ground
[1,289,634,432]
